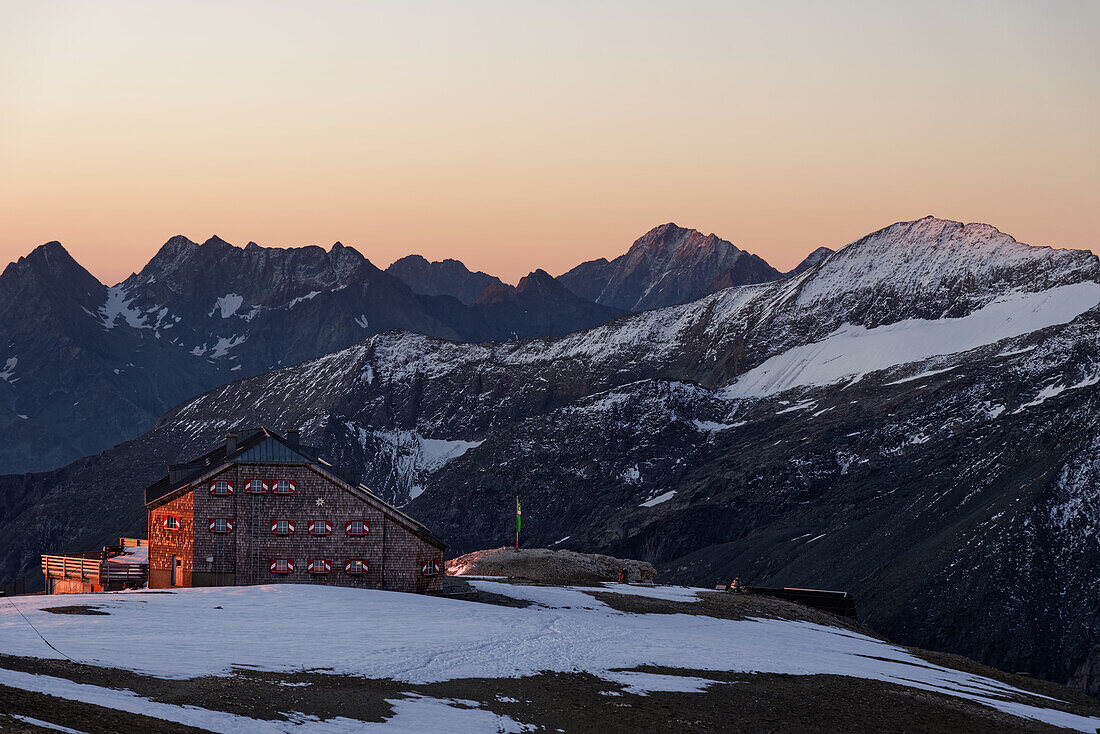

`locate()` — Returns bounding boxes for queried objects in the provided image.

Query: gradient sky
[1,1,1096,285]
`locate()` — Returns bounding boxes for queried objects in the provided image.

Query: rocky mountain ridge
[385,254,505,304]
[0,236,624,473]
[3,216,1098,694]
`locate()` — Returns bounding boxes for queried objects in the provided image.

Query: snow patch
[721,282,1100,398]
[0,356,16,383]
[210,293,244,319]
[885,366,958,385]
[639,490,675,507]
[691,419,745,432]
[288,291,321,308]
[1015,372,1100,412]
[99,286,148,329]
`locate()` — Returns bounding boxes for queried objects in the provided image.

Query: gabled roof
[143,427,446,550]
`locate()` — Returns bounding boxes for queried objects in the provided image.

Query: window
[421,559,440,577]
[271,520,295,535]
[163,516,181,531]
[308,520,331,536]
[209,518,233,533]
[308,559,331,575]
[246,479,268,494]
[273,479,296,494]
[209,480,233,496]
[270,559,293,574]
[345,520,370,536]
[345,559,368,575]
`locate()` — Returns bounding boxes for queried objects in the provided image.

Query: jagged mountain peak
[630,223,743,260]
[200,235,233,248]
[1,240,103,295]
[515,268,558,291]
[560,223,782,312]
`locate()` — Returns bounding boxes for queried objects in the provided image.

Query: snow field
[0,583,1097,731]
[721,282,1100,398]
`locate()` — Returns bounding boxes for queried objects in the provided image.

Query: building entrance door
[171,555,178,586]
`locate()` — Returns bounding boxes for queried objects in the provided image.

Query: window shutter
[162,516,168,530]
[288,480,296,493]
[209,481,217,494]
[271,521,278,534]
[270,560,277,572]
[324,560,331,573]
[345,560,352,573]
[262,480,269,492]
[287,521,295,534]
[226,482,234,494]
[345,521,352,534]
[226,519,234,532]
[325,521,332,534]
[287,560,295,573]
[308,520,315,534]
[209,519,216,533]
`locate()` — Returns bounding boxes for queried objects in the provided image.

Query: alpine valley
[2,216,1099,699]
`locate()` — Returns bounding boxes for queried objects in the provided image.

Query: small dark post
[225,433,238,455]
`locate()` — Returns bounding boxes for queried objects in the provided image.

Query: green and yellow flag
[515,496,521,548]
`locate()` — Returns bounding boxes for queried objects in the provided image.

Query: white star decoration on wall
[315,498,325,506]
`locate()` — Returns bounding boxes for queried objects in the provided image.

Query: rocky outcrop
[447,547,657,583]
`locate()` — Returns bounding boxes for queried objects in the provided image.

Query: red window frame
[271,520,295,535]
[209,479,233,496]
[308,520,332,536]
[308,559,331,575]
[246,479,269,494]
[345,520,370,536]
[208,518,234,534]
[270,559,294,574]
[421,559,440,577]
[345,559,368,575]
[272,479,296,495]
[163,516,181,532]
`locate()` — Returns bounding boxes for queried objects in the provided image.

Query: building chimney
[287,429,300,449]
[226,433,238,455]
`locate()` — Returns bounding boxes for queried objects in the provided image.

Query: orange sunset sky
[1,1,1097,285]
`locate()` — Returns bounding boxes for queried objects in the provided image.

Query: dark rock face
[558,223,782,311]
[467,269,626,341]
[0,238,623,474]
[3,217,1098,696]
[0,242,222,474]
[386,254,505,305]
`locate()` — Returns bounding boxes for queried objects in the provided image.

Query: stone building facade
[145,428,446,593]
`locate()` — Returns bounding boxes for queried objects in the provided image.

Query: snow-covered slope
[1,584,1097,732]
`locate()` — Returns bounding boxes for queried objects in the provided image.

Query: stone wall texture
[149,463,443,593]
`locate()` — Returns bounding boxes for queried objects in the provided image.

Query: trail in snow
[0,585,1095,731]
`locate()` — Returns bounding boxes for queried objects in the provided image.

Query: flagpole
[515,495,520,549]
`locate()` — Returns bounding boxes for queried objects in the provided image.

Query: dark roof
[143,427,446,549]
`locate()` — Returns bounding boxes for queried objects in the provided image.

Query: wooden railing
[41,554,146,582]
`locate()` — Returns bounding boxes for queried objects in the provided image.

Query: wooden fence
[41,554,146,583]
